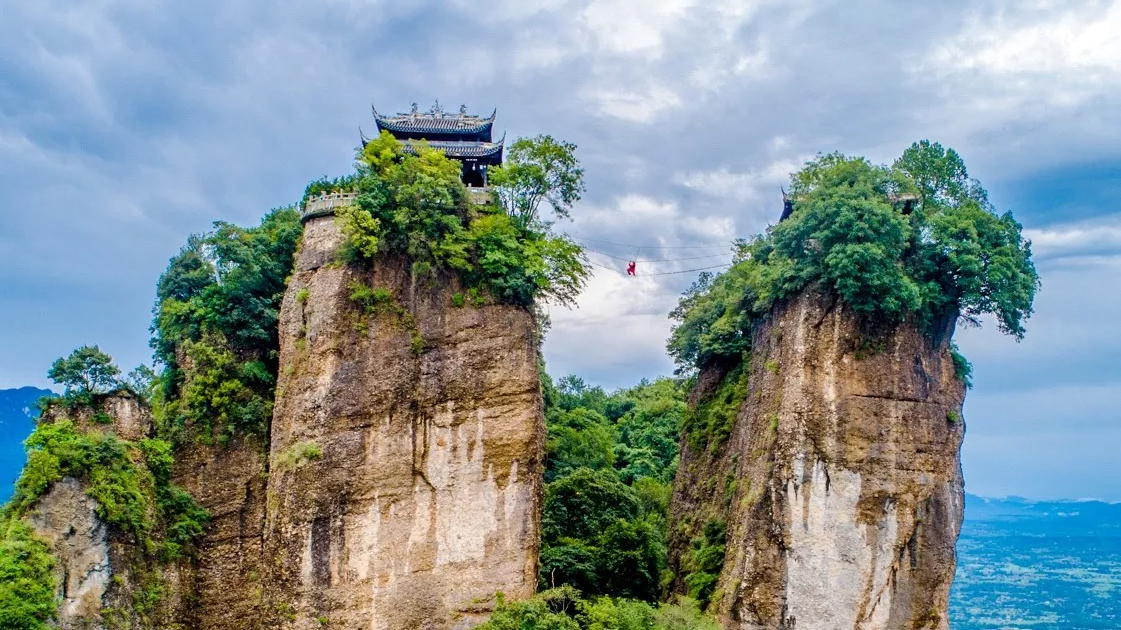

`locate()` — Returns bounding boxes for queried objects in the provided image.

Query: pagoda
[367,101,504,188]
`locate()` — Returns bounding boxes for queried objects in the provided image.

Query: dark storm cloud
[1,0,1119,498]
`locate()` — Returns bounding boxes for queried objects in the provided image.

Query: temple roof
[373,101,496,137]
[402,138,504,160]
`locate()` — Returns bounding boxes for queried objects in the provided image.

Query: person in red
[627,261,636,276]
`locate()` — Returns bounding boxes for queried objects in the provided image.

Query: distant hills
[0,386,53,501]
[952,494,1121,628]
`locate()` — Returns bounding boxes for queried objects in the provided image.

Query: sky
[1,0,1119,501]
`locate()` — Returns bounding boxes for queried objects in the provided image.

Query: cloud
[1,0,1120,501]
[678,158,804,202]
[928,1,1121,79]
[1025,216,1121,260]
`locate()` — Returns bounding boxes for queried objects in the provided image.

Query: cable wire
[584,248,732,263]
[584,259,731,277]
[569,235,732,251]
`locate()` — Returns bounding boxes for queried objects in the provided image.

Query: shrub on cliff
[8,417,208,560]
[326,131,589,308]
[477,588,718,630]
[668,141,1040,372]
[150,207,302,443]
[0,518,55,630]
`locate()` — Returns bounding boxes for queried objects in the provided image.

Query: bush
[331,131,589,309]
[275,441,323,472]
[668,142,1040,374]
[0,518,56,630]
[476,589,720,630]
[9,420,208,559]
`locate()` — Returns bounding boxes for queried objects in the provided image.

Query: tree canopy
[150,207,303,443]
[490,135,586,228]
[47,345,121,403]
[668,141,1040,372]
[327,131,590,309]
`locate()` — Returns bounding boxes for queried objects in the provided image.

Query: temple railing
[468,188,493,205]
[301,191,358,223]
[301,188,492,223]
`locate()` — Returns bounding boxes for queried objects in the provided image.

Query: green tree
[490,135,586,228]
[151,207,301,442]
[0,519,56,630]
[893,140,988,211]
[667,142,1040,373]
[47,345,121,403]
[546,408,617,482]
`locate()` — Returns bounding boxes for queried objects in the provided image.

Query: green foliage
[539,374,689,603]
[546,409,617,482]
[949,343,973,388]
[478,589,718,630]
[124,364,157,403]
[682,363,748,452]
[174,337,274,443]
[151,207,302,442]
[303,173,361,203]
[333,133,588,308]
[0,518,56,630]
[275,441,323,472]
[651,598,722,630]
[9,420,208,560]
[48,345,121,405]
[479,588,582,630]
[682,520,727,608]
[668,142,1040,373]
[490,135,586,228]
[347,281,423,352]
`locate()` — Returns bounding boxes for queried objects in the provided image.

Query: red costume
[627,261,636,276]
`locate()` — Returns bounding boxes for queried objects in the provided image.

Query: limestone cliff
[261,214,545,629]
[669,290,966,630]
[170,434,268,630]
[23,394,187,630]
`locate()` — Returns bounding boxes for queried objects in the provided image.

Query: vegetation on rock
[316,131,589,308]
[1,348,210,628]
[668,141,1040,375]
[0,518,55,630]
[478,586,719,630]
[150,208,303,444]
[47,345,121,406]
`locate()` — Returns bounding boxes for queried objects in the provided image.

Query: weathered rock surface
[171,433,268,630]
[261,215,545,629]
[26,478,112,629]
[25,396,183,630]
[669,290,966,630]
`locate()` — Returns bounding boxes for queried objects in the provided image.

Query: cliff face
[170,434,268,630]
[26,395,186,630]
[669,290,966,630]
[261,215,545,629]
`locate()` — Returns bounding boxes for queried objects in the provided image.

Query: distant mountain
[0,386,53,502]
[952,494,1121,629]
